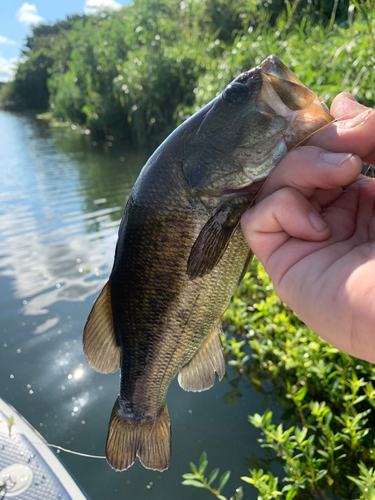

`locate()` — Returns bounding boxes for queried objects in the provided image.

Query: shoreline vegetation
[186,260,375,499]
[1,0,375,146]
[3,0,375,498]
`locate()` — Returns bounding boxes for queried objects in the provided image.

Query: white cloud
[17,3,44,26]
[0,36,16,45]
[0,56,18,82]
[84,0,122,14]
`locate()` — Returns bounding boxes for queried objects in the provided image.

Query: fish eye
[222,82,249,105]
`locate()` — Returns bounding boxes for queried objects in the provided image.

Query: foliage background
[2,0,375,146]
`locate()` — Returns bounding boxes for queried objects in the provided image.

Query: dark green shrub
[183,259,375,499]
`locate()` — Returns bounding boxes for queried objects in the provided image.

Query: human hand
[241,92,375,362]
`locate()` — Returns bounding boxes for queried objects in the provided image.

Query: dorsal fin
[178,322,225,392]
[83,280,121,374]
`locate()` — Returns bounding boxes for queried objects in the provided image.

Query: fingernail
[309,211,329,232]
[322,152,353,165]
[338,109,373,128]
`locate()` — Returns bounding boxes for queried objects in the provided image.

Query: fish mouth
[259,55,333,148]
[203,56,333,201]
[219,57,334,198]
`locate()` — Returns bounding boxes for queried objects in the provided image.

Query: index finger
[257,146,362,202]
[330,92,370,119]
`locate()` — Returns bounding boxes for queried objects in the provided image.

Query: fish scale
[114,178,242,410]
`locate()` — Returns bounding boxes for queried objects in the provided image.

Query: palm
[269,176,375,361]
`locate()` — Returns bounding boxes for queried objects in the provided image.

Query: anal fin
[83,280,121,374]
[106,398,171,472]
[178,322,225,392]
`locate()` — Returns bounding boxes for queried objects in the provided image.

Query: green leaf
[348,475,363,488]
[354,394,368,405]
[199,451,207,468]
[182,473,197,480]
[249,413,262,427]
[316,469,328,481]
[294,386,307,402]
[208,467,220,486]
[198,451,208,474]
[285,488,297,500]
[199,460,208,475]
[7,415,14,436]
[231,486,243,500]
[181,479,205,488]
[295,426,307,443]
[218,470,231,493]
[189,461,198,474]
[241,476,255,484]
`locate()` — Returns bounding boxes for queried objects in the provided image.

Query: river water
[0,111,276,500]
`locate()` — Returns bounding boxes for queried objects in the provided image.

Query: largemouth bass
[83,55,332,472]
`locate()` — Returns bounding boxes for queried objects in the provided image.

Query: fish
[83,55,333,472]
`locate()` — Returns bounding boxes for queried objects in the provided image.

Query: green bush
[190,15,375,114]
[183,259,375,499]
[49,71,86,123]
[3,0,374,144]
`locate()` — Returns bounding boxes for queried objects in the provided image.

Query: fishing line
[30,440,106,459]
[44,443,106,459]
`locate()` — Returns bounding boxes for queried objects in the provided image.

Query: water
[0,111,277,500]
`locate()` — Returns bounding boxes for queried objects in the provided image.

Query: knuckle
[273,186,300,206]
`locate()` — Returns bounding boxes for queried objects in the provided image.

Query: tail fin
[105,398,171,472]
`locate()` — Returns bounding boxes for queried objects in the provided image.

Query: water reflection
[0,111,149,319]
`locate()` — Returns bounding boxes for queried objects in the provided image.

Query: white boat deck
[0,398,88,500]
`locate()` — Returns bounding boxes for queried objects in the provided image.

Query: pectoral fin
[83,280,121,374]
[187,198,251,280]
[178,322,225,392]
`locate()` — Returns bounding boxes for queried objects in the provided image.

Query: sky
[0,0,130,81]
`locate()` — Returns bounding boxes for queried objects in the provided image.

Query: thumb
[330,92,371,120]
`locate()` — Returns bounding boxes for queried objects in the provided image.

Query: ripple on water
[0,112,147,318]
